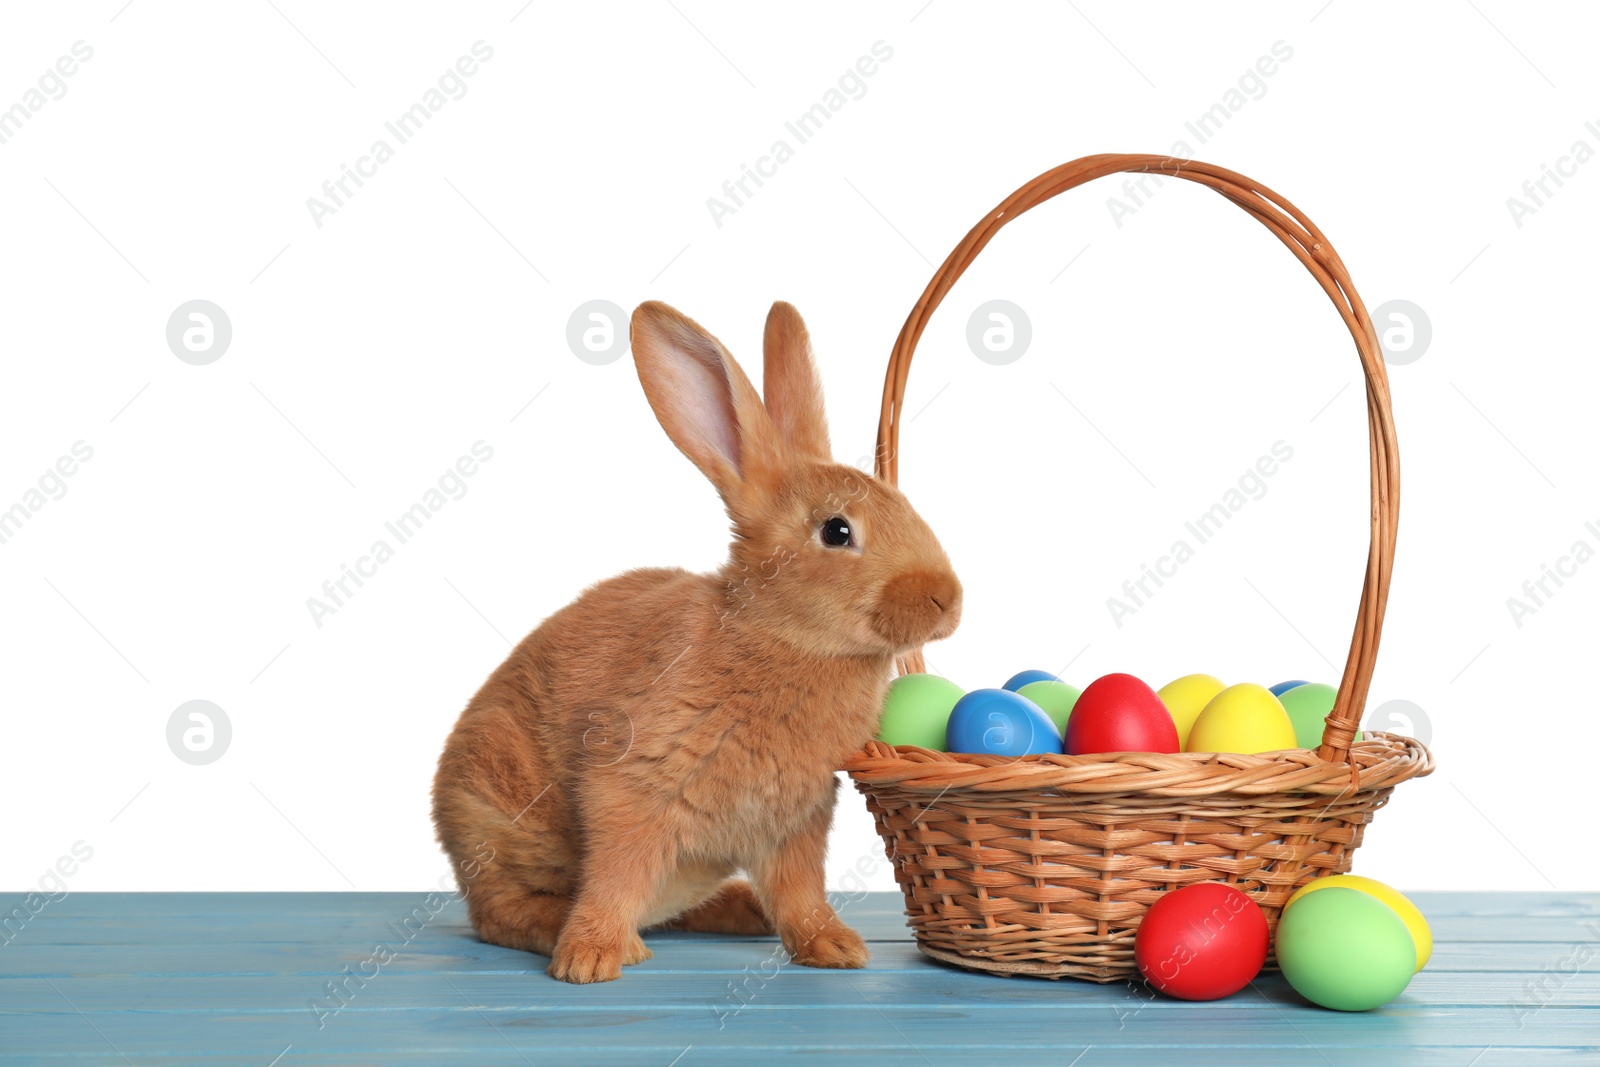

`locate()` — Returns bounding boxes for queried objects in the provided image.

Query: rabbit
[431,299,962,983]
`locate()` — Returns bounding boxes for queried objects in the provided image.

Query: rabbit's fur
[432,300,961,983]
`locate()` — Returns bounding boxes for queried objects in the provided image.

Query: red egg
[1063,673,1179,754]
[1135,883,1269,1000]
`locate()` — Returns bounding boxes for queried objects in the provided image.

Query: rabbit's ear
[631,301,783,501]
[761,301,832,462]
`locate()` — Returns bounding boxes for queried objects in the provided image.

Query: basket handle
[874,154,1398,765]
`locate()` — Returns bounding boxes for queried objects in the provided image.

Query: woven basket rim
[843,732,1433,797]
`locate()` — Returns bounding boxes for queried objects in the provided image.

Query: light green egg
[1276,887,1416,1011]
[876,674,965,750]
[1277,683,1363,749]
[1016,680,1082,735]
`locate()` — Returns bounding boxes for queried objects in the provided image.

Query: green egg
[1016,680,1082,735]
[1275,887,1415,1011]
[876,674,965,750]
[1276,683,1363,749]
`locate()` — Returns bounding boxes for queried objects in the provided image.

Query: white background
[2,1,1595,898]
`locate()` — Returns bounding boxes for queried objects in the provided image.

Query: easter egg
[1016,680,1082,734]
[1156,673,1226,750]
[945,689,1063,756]
[1186,683,1299,754]
[1275,887,1416,1010]
[1003,669,1059,692]
[1269,679,1310,696]
[876,673,965,750]
[1064,673,1179,755]
[1286,875,1431,971]
[1274,682,1363,749]
[1135,882,1269,1000]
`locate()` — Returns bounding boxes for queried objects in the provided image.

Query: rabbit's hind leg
[657,878,773,935]
[435,767,580,959]
[464,874,570,957]
[468,880,655,966]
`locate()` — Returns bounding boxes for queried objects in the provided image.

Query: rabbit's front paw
[622,931,653,965]
[548,935,628,984]
[788,922,869,970]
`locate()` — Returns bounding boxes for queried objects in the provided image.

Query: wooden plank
[1,937,1591,979]
[4,1049,1598,1067]
[0,967,1593,1012]
[3,1002,1596,1058]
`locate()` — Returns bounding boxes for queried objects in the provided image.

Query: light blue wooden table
[2,891,1594,1065]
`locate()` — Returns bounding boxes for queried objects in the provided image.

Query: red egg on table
[1135,882,1270,1000]
[1064,672,1180,755]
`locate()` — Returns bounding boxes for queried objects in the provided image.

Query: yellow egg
[1186,682,1298,754]
[1286,874,1433,972]
[1156,673,1226,750]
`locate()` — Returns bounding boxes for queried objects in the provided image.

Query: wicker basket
[842,154,1435,983]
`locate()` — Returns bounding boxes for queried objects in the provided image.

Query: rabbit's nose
[926,574,960,614]
[927,572,963,630]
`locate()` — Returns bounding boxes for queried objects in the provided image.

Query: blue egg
[946,689,1063,756]
[1003,669,1060,692]
[1269,680,1312,697]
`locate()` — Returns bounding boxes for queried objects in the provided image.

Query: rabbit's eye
[820,516,853,548]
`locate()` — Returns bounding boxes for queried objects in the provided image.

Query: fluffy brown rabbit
[431,300,961,984]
